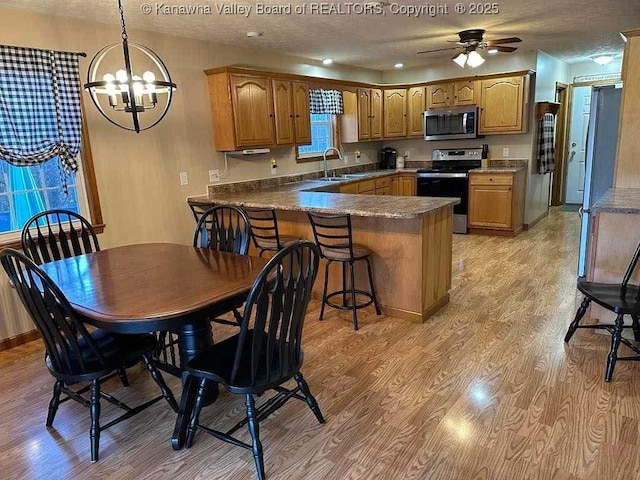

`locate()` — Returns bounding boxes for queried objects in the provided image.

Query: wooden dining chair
[174,241,324,480]
[0,248,178,462]
[565,241,640,381]
[194,205,252,326]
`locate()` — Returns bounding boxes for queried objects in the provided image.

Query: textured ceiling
[3,0,639,70]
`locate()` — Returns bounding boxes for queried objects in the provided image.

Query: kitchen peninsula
[189,171,459,323]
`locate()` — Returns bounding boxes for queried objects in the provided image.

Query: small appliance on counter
[416,147,482,234]
[380,147,398,169]
[481,143,490,168]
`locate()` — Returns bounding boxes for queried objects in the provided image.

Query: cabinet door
[469,185,513,229]
[426,83,452,109]
[292,81,311,144]
[453,80,476,106]
[340,183,359,194]
[230,74,275,147]
[407,87,425,137]
[399,176,416,196]
[391,177,399,196]
[358,88,371,140]
[376,186,392,195]
[479,76,525,133]
[383,89,407,138]
[272,80,295,145]
[370,88,383,139]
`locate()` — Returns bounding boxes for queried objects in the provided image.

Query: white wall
[569,58,623,80]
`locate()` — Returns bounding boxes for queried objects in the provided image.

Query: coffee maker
[380,147,397,169]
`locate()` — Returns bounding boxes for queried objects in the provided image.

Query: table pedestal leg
[172,316,218,450]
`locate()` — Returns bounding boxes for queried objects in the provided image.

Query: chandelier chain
[118,0,128,41]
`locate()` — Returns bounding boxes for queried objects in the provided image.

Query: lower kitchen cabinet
[468,170,525,236]
[392,174,416,196]
[339,174,415,196]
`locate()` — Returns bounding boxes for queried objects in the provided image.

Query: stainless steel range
[417,148,482,234]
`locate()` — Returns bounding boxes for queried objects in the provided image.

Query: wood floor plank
[3,208,640,479]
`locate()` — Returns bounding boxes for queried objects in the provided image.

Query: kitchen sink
[340,173,370,178]
[317,177,346,182]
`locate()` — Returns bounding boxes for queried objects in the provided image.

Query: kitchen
[1,1,640,478]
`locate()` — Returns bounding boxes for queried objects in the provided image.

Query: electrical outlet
[502,148,509,157]
[179,172,188,186]
[404,151,410,160]
[208,169,220,182]
[270,158,277,175]
[355,150,361,163]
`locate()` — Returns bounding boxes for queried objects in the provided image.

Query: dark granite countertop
[188,169,459,219]
[470,166,527,174]
[592,188,640,214]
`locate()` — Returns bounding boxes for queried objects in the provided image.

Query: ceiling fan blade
[485,37,522,46]
[491,46,518,53]
[417,47,459,54]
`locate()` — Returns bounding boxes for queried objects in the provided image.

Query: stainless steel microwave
[423,105,478,141]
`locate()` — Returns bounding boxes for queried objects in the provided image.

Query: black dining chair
[174,241,324,480]
[565,242,640,381]
[243,207,300,257]
[0,248,178,462]
[194,205,252,326]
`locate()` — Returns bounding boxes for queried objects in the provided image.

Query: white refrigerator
[577,86,622,278]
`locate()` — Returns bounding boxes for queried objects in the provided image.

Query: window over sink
[297,114,336,161]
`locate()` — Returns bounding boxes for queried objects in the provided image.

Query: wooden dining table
[39,242,269,447]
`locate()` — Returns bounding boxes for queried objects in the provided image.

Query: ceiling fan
[417,29,522,68]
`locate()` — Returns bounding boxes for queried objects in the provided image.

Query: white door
[565,86,592,204]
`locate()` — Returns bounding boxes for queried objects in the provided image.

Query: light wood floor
[2,208,639,479]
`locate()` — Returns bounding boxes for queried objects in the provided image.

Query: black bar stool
[307,212,381,330]
[244,207,300,257]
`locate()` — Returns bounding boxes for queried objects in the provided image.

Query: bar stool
[244,207,300,257]
[307,212,381,330]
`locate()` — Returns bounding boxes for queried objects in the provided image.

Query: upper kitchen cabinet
[228,74,275,148]
[342,88,383,143]
[426,83,453,109]
[383,88,407,138]
[272,79,311,146]
[407,86,425,137]
[478,75,529,134]
[453,80,477,106]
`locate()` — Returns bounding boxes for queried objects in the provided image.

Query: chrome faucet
[322,147,343,177]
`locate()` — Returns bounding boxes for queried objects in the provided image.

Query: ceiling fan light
[453,52,468,67]
[593,55,614,65]
[467,50,485,68]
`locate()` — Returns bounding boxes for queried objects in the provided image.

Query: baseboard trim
[0,329,40,352]
[524,209,549,230]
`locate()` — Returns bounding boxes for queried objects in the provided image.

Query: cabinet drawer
[469,173,513,186]
[376,186,391,195]
[375,176,392,189]
[358,180,375,193]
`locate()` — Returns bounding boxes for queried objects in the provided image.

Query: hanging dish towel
[536,113,556,174]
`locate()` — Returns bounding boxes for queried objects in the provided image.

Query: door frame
[551,82,569,206]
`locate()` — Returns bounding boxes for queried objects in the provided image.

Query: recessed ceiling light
[593,55,614,65]
[487,48,499,55]
[246,31,262,38]
[322,58,333,65]
[394,63,404,68]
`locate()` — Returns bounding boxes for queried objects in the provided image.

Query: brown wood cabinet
[453,80,476,106]
[206,69,312,151]
[478,75,528,134]
[426,83,452,109]
[343,88,383,142]
[383,89,407,138]
[407,87,425,137]
[370,89,383,139]
[398,174,416,196]
[272,80,311,146]
[338,174,414,196]
[468,170,526,236]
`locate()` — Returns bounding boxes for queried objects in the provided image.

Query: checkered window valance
[0,45,83,189]
[309,89,344,115]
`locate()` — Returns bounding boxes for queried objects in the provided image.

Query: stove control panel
[432,148,482,161]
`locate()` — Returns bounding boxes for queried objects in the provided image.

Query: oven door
[417,173,469,233]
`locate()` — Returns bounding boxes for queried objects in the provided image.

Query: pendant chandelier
[84,0,177,133]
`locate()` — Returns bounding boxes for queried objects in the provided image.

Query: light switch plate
[502,148,509,157]
[209,169,220,182]
[179,172,188,185]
